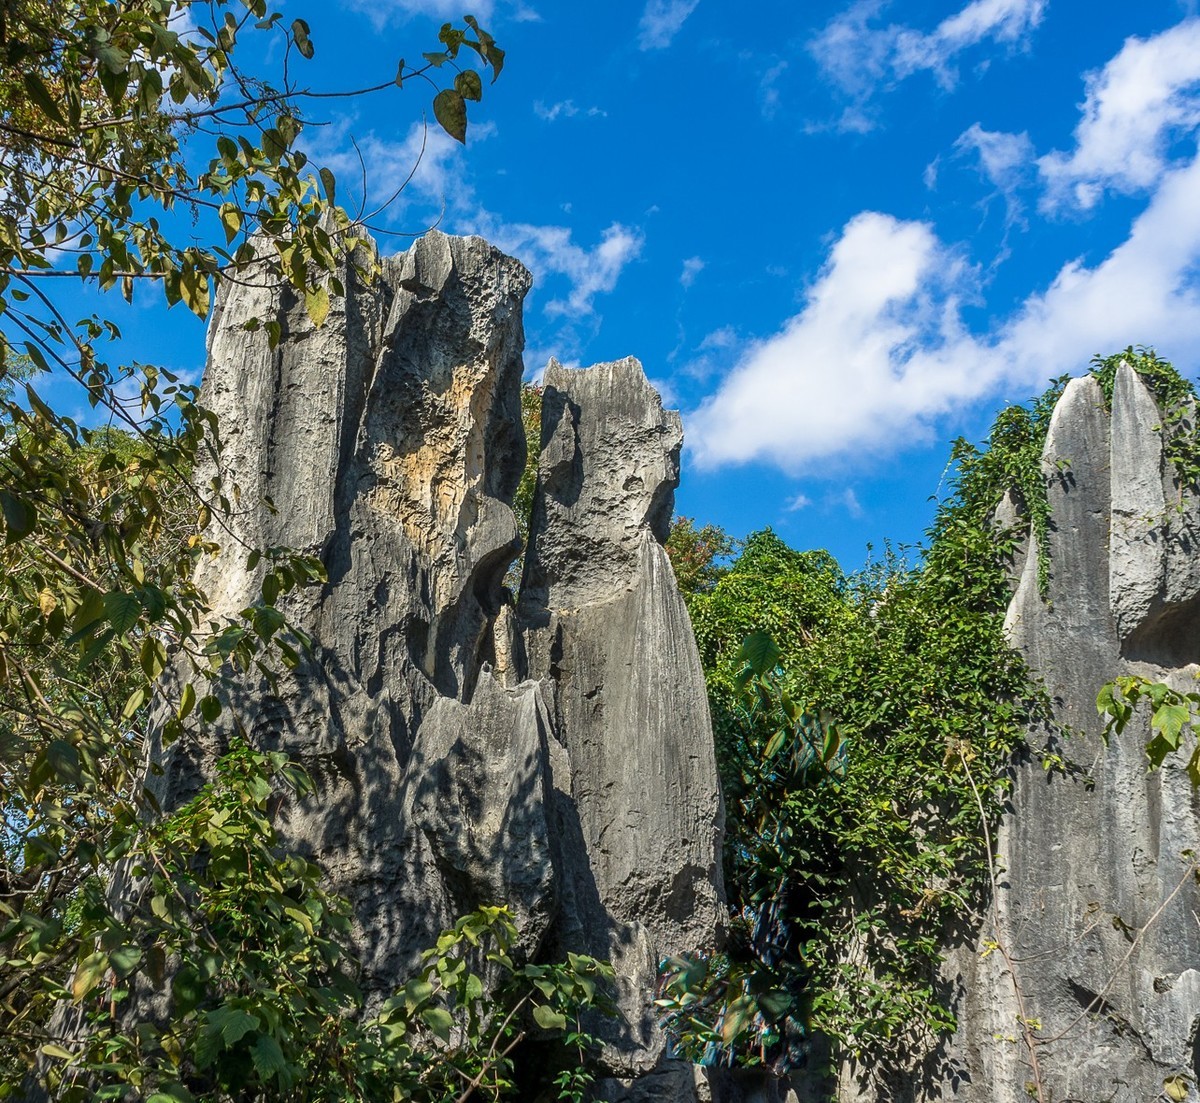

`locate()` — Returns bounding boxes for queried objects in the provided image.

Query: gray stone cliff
[851,364,1200,1103]
[150,229,724,1094]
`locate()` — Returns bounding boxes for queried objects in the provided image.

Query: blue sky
[52,0,1200,570]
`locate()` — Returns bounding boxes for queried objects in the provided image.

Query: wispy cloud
[305,121,640,323]
[1038,18,1200,211]
[954,123,1036,225]
[638,0,700,50]
[699,325,737,351]
[760,61,788,118]
[534,100,578,121]
[303,119,485,224]
[839,489,864,519]
[533,99,606,121]
[344,0,495,29]
[680,256,705,287]
[481,221,644,317]
[811,0,1046,126]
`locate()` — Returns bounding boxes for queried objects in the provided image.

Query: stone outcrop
[149,229,724,1093]
[891,364,1200,1103]
[515,357,726,1089]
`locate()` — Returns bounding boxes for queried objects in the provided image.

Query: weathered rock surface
[148,230,724,1092]
[886,365,1200,1103]
[515,357,726,1085]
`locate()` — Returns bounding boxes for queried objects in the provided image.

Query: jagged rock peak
[518,355,682,612]
[912,364,1200,1103]
[146,230,725,1102]
[515,354,724,1098]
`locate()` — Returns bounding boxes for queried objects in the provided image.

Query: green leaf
[420,1005,454,1041]
[403,976,434,1011]
[454,69,482,102]
[720,994,755,1044]
[251,1033,288,1080]
[262,128,285,162]
[122,685,148,720]
[1189,747,1200,790]
[23,72,66,125]
[433,88,467,143]
[740,631,781,677]
[219,202,242,244]
[173,967,204,1014]
[210,1006,260,1047]
[304,285,330,328]
[532,1004,567,1031]
[41,1043,75,1062]
[72,951,108,1001]
[318,167,336,206]
[109,945,142,978]
[140,636,168,680]
[178,682,197,720]
[0,491,36,541]
[763,729,787,761]
[756,989,793,1021]
[291,18,315,59]
[1152,701,1190,746]
[103,591,141,634]
[180,268,211,318]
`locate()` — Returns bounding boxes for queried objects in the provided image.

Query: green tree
[664,517,735,597]
[0,5,615,1099]
[665,420,1062,1069]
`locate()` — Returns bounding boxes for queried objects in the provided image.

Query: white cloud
[1038,18,1200,211]
[304,121,639,321]
[638,0,700,50]
[954,123,1035,224]
[533,100,606,122]
[303,119,484,222]
[688,148,1200,472]
[840,489,864,518]
[534,100,579,121]
[811,0,1045,121]
[893,0,1046,83]
[956,124,1034,190]
[345,0,495,29]
[481,221,644,317]
[785,493,812,512]
[689,212,972,470]
[699,325,737,351]
[760,61,788,118]
[923,156,940,190]
[680,256,705,287]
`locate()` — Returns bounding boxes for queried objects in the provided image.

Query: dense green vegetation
[663,516,1050,1066]
[662,346,1200,1079]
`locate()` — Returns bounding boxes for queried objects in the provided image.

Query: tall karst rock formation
[151,229,724,1099]
[850,365,1200,1103]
